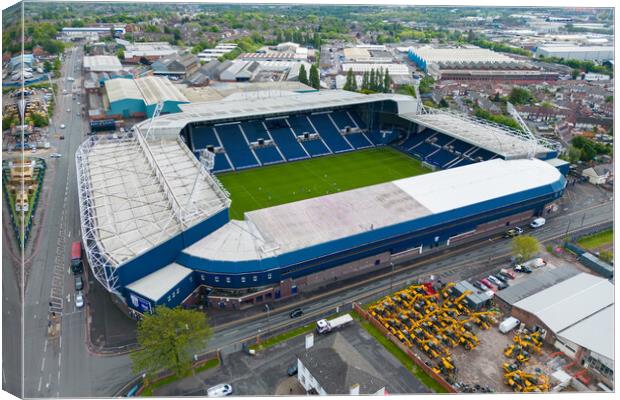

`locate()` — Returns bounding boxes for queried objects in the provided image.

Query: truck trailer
[316,314,353,334]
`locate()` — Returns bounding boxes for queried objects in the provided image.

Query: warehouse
[83,55,123,72]
[507,272,613,387]
[104,76,189,118]
[123,42,177,63]
[534,45,614,61]
[340,63,410,76]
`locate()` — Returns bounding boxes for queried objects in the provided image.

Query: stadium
[75,90,567,313]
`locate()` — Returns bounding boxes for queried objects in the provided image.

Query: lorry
[71,241,83,274]
[499,317,520,334]
[316,313,353,334]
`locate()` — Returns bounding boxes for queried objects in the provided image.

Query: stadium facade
[76,90,566,313]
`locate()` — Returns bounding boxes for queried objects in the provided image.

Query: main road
[17,43,613,398]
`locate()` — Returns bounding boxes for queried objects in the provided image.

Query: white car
[75,292,84,308]
[207,384,233,397]
[50,153,62,158]
[66,108,71,112]
[60,124,66,129]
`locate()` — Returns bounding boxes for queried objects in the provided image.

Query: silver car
[75,292,84,308]
[207,384,233,397]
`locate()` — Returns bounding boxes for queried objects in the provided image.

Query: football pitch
[217,147,431,220]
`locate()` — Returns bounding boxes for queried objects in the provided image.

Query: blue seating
[213,153,233,173]
[215,124,260,169]
[426,149,457,167]
[409,142,437,159]
[191,126,220,150]
[432,133,454,147]
[330,111,356,130]
[366,130,384,145]
[470,147,496,161]
[267,122,308,161]
[240,121,269,142]
[399,134,422,150]
[254,146,283,164]
[301,139,330,156]
[309,114,352,153]
[348,110,367,130]
[450,139,475,154]
[450,157,474,168]
[346,133,372,149]
[288,115,315,135]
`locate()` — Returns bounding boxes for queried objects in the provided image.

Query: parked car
[480,278,497,292]
[500,268,516,279]
[74,275,83,290]
[530,217,546,228]
[207,384,233,397]
[488,275,507,290]
[66,108,71,112]
[287,363,298,376]
[75,291,84,308]
[472,281,485,291]
[493,273,509,284]
[60,124,66,129]
[514,265,532,274]
[503,227,524,238]
[498,271,514,281]
[59,135,65,140]
[289,308,303,318]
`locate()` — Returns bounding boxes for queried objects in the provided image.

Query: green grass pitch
[217,147,431,220]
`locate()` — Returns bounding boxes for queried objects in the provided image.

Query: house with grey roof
[296,333,387,395]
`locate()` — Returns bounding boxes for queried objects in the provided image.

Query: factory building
[534,46,614,61]
[122,42,178,63]
[83,55,123,73]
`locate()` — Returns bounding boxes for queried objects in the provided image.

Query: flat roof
[514,273,614,333]
[83,55,123,72]
[496,266,580,306]
[559,305,614,361]
[185,158,562,260]
[76,135,229,268]
[127,263,192,301]
[135,76,189,105]
[105,78,143,102]
[536,45,614,52]
[411,47,521,64]
[401,109,554,159]
[341,63,410,75]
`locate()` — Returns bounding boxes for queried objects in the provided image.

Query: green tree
[512,235,540,262]
[309,64,320,89]
[567,146,582,164]
[396,84,416,98]
[439,97,449,108]
[298,64,308,85]
[369,68,375,91]
[43,60,52,72]
[130,307,212,378]
[116,48,125,60]
[361,71,369,91]
[508,87,533,105]
[383,70,391,93]
[343,68,356,92]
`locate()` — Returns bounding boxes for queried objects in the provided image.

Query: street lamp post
[389,261,395,294]
[264,304,271,334]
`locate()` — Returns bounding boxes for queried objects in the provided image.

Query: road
[13,45,613,398]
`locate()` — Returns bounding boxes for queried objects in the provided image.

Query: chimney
[349,384,360,395]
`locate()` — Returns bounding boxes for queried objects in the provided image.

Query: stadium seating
[347,110,367,130]
[288,115,316,135]
[431,132,455,147]
[426,149,457,168]
[330,110,356,131]
[213,153,233,173]
[191,126,221,151]
[468,147,496,161]
[301,139,331,156]
[345,133,373,149]
[240,121,269,142]
[214,124,260,169]
[449,138,475,155]
[309,113,353,153]
[409,141,437,159]
[265,120,309,161]
[254,146,284,165]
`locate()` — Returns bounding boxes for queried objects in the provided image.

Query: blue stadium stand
[426,149,457,168]
[468,147,497,161]
[254,146,284,165]
[240,121,269,142]
[406,130,436,150]
[214,124,260,170]
[432,132,455,147]
[309,113,353,153]
[301,139,331,156]
[347,110,367,130]
[345,133,373,149]
[213,153,233,173]
[265,120,309,161]
[409,141,437,159]
[330,110,356,130]
[288,115,316,135]
[449,138,476,155]
[191,126,220,150]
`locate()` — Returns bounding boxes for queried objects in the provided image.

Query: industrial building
[104,75,189,118]
[197,43,238,62]
[534,45,614,61]
[83,55,123,72]
[75,89,566,317]
[61,26,125,40]
[340,63,410,76]
[122,42,177,63]
[151,53,200,78]
[503,272,614,388]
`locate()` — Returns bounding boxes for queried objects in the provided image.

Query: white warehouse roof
[83,55,123,72]
[127,263,193,302]
[411,47,521,64]
[105,76,189,104]
[341,63,410,76]
[514,273,614,360]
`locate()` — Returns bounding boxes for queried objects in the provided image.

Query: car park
[289,308,303,318]
[206,384,233,397]
[75,291,84,308]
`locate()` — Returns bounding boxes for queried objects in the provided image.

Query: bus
[71,241,83,274]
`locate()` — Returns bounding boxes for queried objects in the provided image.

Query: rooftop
[495,266,580,306]
[83,55,123,72]
[126,263,192,301]
[411,46,521,64]
[105,76,189,105]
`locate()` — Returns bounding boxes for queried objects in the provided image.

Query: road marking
[43,339,48,353]
[58,352,61,366]
[41,357,45,371]
[38,377,42,392]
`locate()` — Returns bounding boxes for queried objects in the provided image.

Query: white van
[499,317,520,334]
[522,257,547,270]
[530,217,546,228]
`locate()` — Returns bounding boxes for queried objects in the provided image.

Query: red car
[480,278,498,292]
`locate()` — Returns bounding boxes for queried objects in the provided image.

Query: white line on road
[58,352,61,366]
[44,339,48,353]
[38,377,42,392]
[41,357,46,371]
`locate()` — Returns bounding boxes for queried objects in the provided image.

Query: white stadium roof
[127,263,192,302]
[76,134,230,290]
[401,109,555,159]
[514,273,614,360]
[184,158,562,260]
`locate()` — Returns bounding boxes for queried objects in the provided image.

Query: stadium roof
[401,109,554,159]
[514,272,614,360]
[83,55,123,72]
[105,76,189,105]
[184,158,562,260]
[135,91,417,139]
[410,46,522,64]
[76,135,230,272]
[127,263,192,302]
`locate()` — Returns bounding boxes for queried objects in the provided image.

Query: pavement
[158,321,429,396]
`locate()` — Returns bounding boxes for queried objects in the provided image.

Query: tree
[343,68,356,92]
[116,48,125,60]
[383,70,391,93]
[43,60,52,72]
[512,235,540,262]
[298,64,308,85]
[599,250,613,264]
[439,97,449,108]
[567,146,582,164]
[361,70,369,91]
[508,87,532,105]
[309,64,320,89]
[369,68,375,91]
[130,307,212,378]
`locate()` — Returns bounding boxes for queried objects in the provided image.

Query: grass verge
[351,311,448,393]
[577,229,613,250]
[139,358,220,397]
[248,322,315,352]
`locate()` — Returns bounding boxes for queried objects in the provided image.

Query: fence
[352,303,457,393]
